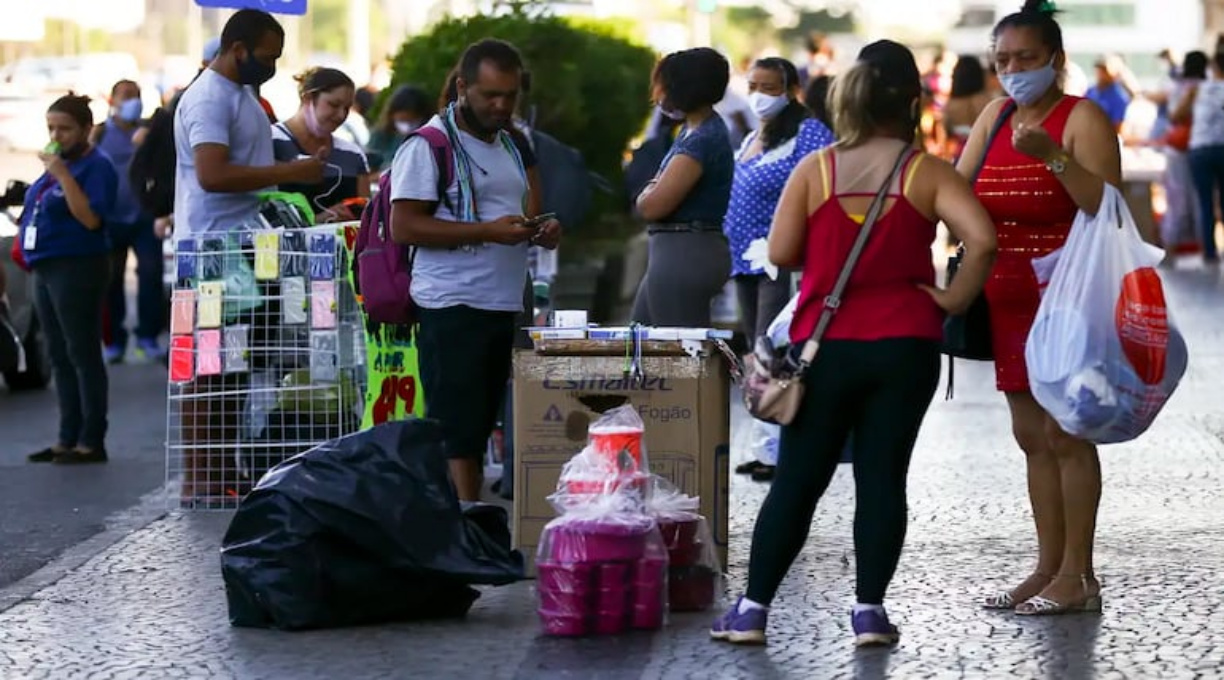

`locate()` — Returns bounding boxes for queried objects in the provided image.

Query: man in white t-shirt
[389,39,561,501]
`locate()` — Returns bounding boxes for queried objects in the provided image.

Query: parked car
[0,181,50,391]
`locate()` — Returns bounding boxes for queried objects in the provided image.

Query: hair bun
[1022,0,1060,14]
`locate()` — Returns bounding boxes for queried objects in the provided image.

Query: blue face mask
[116,98,142,123]
[999,57,1058,106]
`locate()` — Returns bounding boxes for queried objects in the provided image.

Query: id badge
[22,225,36,251]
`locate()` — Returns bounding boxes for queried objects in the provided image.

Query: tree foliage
[386,13,657,184]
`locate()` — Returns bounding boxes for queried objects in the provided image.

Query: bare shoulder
[978,96,1013,123]
[1067,97,1115,130]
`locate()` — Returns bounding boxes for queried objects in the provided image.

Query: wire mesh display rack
[165,224,367,510]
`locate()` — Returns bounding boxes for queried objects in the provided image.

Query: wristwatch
[1045,149,1071,176]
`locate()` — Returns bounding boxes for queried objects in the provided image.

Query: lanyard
[28,175,60,229]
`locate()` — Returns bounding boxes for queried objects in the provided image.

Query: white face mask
[999,56,1058,106]
[395,121,418,135]
[749,92,789,120]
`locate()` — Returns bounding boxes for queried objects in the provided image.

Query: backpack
[129,105,177,217]
[353,126,453,326]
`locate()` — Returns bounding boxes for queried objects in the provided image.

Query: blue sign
[194,0,307,15]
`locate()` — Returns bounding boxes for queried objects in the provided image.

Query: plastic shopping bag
[1026,185,1187,444]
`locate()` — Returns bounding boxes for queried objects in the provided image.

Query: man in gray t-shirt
[173,9,322,237]
[171,9,324,506]
[390,39,561,502]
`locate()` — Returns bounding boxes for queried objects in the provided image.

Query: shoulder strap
[275,122,309,156]
[796,145,911,367]
[407,126,454,212]
[972,99,1018,182]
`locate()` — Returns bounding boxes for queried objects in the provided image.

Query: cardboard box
[512,346,730,575]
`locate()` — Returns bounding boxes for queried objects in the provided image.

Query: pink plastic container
[538,586,590,614]
[632,602,665,630]
[537,562,594,593]
[598,562,631,589]
[539,609,589,637]
[667,541,705,568]
[548,519,653,564]
[592,608,630,635]
[633,579,667,609]
[596,587,630,611]
[633,556,667,591]
[657,516,700,550]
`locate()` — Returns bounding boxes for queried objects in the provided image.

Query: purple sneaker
[851,608,900,647]
[710,597,768,645]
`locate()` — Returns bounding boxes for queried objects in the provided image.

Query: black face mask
[459,100,501,137]
[237,49,276,87]
[59,142,88,161]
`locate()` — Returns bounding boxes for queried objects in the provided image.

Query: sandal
[1015,574,1102,616]
[982,571,1053,610]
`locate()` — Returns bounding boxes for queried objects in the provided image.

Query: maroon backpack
[353,127,453,326]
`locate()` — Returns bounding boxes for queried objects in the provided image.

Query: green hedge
[386,13,657,190]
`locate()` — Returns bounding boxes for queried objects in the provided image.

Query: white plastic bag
[1026,185,1188,444]
[748,420,780,466]
[764,294,799,352]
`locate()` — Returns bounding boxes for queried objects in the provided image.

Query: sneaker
[710,597,767,645]
[103,345,125,364]
[134,337,167,361]
[851,608,900,647]
[52,447,108,465]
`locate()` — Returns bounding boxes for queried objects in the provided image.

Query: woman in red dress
[958,0,1122,615]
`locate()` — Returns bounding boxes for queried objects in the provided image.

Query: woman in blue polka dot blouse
[727,57,835,481]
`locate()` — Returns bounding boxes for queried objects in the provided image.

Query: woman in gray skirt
[633,47,735,327]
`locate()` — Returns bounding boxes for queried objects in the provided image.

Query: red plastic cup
[539,609,589,637]
[589,426,644,471]
[632,602,665,630]
[592,608,630,635]
[537,562,595,593]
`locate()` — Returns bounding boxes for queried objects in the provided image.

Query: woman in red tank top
[711,40,997,648]
[959,0,1122,616]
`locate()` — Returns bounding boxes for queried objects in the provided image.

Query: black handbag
[941,99,1017,361]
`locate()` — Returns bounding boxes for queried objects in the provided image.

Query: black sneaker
[750,465,776,482]
[53,448,108,465]
[735,460,767,475]
[27,447,64,463]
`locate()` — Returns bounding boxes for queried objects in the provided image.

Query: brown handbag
[743,146,911,426]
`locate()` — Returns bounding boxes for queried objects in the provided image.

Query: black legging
[745,338,940,606]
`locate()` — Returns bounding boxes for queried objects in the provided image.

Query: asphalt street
[0,149,168,590]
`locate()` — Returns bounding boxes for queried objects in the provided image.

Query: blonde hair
[828,62,919,148]
[828,62,876,148]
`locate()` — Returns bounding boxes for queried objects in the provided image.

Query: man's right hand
[482,215,537,245]
[285,150,327,184]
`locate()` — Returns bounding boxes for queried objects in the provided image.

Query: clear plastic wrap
[536,492,668,637]
[587,404,647,472]
[644,476,723,613]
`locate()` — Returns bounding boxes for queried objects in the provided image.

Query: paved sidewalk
[1,265,1222,679]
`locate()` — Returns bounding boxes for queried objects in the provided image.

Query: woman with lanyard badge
[727,57,834,482]
[21,94,119,465]
[633,48,735,327]
[272,67,370,221]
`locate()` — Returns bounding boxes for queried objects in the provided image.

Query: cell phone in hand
[523,212,557,229]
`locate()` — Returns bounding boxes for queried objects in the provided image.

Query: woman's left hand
[531,218,562,250]
[1013,123,1060,162]
[38,152,68,180]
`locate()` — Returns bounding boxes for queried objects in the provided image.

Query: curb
[0,485,170,613]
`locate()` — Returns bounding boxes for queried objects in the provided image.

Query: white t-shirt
[1191,80,1224,149]
[173,69,275,236]
[389,117,529,312]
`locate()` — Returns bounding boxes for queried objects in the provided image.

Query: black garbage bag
[220,418,525,630]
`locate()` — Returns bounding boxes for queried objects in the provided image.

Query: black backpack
[129,101,178,218]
